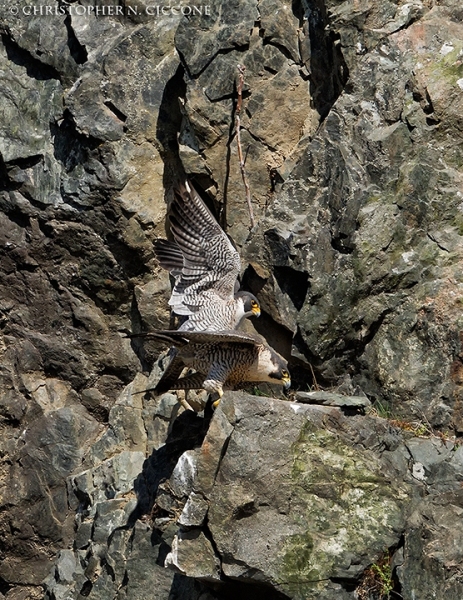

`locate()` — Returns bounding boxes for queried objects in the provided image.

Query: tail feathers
[158,371,206,392]
[155,362,206,394]
[154,351,186,394]
[154,346,206,394]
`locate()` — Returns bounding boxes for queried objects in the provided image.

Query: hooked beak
[252,305,261,317]
[282,375,291,391]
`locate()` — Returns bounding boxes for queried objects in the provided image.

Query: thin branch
[235,64,255,228]
[308,363,320,391]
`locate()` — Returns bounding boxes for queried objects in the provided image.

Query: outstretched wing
[166,181,241,315]
[128,329,261,347]
[127,329,290,395]
[153,239,184,277]
[154,237,242,297]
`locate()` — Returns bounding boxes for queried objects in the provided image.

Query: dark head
[270,365,291,391]
[257,345,291,391]
[235,291,261,318]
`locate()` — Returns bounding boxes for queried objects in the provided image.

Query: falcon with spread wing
[154,180,260,331]
[133,329,291,400]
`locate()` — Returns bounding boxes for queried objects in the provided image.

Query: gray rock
[2,0,463,597]
[64,72,126,141]
[165,529,221,580]
[178,492,209,527]
[449,444,463,477]
[157,392,409,598]
[92,497,138,544]
[169,449,200,499]
[400,493,463,599]
[0,41,62,162]
[121,522,178,600]
[55,549,79,584]
[406,437,454,473]
[240,0,463,432]
[296,390,371,408]
[175,0,258,76]
[259,0,300,62]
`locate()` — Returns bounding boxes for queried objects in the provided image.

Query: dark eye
[282,370,289,377]
[252,300,258,306]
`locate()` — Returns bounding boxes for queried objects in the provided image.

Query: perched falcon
[133,329,291,400]
[154,180,260,331]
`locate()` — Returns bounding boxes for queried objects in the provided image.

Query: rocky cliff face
[1,1,463,599]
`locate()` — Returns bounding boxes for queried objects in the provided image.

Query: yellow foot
[211,389,223,409]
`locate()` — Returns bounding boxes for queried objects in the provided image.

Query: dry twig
[235,64,255,228]
[308,363,320,391]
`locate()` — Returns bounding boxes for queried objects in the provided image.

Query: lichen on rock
[2,0,463,598]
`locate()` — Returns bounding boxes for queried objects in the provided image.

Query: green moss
[278,532,326,599]
[291,425,387,496]
[454,214,463,236]
[281,533,316,575]
[447,145,463,170]
[430,46,463,85]
[277,422,407,596]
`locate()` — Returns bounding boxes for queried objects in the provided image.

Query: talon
[212,389,223,409]
[179,398,194,412]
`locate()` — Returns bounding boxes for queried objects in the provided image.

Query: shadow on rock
[129,407,213,523]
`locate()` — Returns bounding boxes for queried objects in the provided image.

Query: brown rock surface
[1,1,463,599]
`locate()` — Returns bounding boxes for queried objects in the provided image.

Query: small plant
[369,398,395,420]
[368,402,456,443]
[371,554,394,597]
[250,386,265,396]
[356,551,398,600]
[389,419,432,437]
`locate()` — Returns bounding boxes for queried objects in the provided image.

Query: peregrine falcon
[154,180,260,331]
[135,329,291,400]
